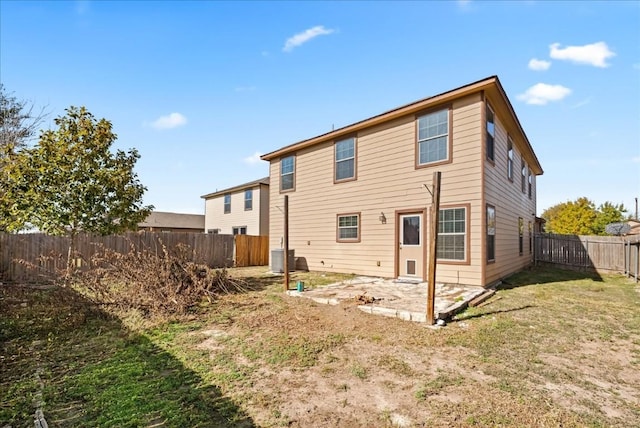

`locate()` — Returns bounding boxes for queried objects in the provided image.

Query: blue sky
[2,1,639,216]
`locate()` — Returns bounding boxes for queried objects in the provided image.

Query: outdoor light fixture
[379,212,387,224]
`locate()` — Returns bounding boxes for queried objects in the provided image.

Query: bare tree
[0,84,48,153]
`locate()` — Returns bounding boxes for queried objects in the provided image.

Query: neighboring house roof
[627,219,640,235]
[260,75,543,175]
[200,177,270,200]
[139,211,205,229]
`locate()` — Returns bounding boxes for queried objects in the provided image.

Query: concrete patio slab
[286,276,486,323]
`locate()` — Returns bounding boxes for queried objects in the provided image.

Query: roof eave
[260,76,500,161]
[490,78,544,175]
[201,177,270,199]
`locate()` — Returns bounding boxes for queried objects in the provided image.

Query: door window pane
[402,216,420,246]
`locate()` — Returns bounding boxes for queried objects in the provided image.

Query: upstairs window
[417,109,449,165]
[224,193,231,214]
[486,104,495,162]
[280,156,295,191]
[528,171,533,199]
[244,189,253,211]
[521,160,527,193]
[335,137,356,182]
[507,137,514,181]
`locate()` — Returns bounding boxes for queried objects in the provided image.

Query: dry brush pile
[73,242,248,316]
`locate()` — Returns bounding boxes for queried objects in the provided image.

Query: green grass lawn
[0,286,254,427]
[1,267,638,427]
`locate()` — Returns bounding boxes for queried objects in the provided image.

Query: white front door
[398,213,423,278]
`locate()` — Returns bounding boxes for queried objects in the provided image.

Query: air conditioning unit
[271,249,295,273]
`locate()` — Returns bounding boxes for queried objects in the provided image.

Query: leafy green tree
[592,202,627,235]
[4,106,153,277]
[0,86,47,231]
[542,197,628,236]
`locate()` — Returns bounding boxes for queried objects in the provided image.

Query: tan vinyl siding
[205,185,266,235]
[259,184,269,235]
[483,102,537,285]
[269,94,487,285]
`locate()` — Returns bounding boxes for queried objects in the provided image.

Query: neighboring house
[260,76,543,287]
[626,220,640,235]
[138,211,205,233]
[201,177,269,235]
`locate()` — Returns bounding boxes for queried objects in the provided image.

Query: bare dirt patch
[166,268,639,427]
[538,339,640,421]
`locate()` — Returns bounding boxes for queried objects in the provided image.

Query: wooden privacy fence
[534,233,640,279]
[0,232,243,283]
[234,234,269,267]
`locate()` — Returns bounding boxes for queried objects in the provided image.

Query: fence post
[635,241,640,282]
[624,239,631,275]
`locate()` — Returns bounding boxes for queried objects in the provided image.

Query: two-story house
[260,76,543,287]
[201,177,269,236]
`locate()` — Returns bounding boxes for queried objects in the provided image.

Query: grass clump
[350,362,368,379]
[415,370,464,400]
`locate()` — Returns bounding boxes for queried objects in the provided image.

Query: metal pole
[427,171,441,325]
[284,195,290,291]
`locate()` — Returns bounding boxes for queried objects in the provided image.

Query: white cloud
[149,112,187,130]
[549,42,616,68]
[235,86,256,92]
[528,58,551,71]
[570,97,591,109]
[75,0,90,15]
[632,156,640,163]
[457,0,472,11]
[517,83,571,105]
[283,25,335,52]
[243,151,264,165]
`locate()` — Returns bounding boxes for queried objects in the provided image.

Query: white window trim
[335,137,356,182]
[337,213,360,242]
[232,226,247,235]
[244,189,253,211]
[437,207,467,262]
[417,109,449,166]
[487,205,496,262]
[224,194,231,214]
[486,104,495,162]
[507,137,514,181]
[280,156,295,191]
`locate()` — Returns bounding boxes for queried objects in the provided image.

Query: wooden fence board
[0,232,239,283]
[534,233,640,279]
[234,235,269,267]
